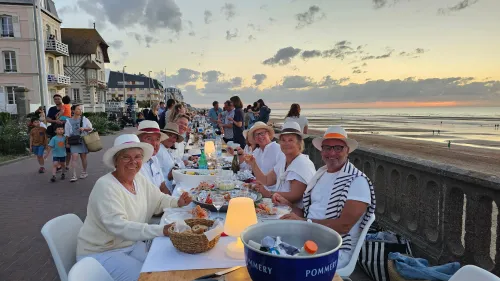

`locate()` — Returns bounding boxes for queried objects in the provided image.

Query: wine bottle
[231,150,240,174]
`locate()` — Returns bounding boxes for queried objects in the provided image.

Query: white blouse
[252,142,283,190]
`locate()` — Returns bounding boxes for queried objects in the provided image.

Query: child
[29,118,47,173]
[57,95,72,121]
[44,125,67,182]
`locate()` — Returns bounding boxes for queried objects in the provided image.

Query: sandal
[70,176,78,182]
[79,172,88,179]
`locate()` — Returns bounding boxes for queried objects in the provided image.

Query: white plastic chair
[449,265,500,281]
[41,214,83,281]
[337,213,376,278]
[68,257,113,281]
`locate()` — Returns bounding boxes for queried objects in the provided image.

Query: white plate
[256,205,292,219]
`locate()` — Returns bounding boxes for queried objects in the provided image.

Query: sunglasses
[321,145,345,153]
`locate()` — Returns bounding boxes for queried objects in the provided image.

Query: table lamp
[224,197,258,259]
[204,141,215,157]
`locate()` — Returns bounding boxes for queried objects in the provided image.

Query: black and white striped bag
[357,229,412,281]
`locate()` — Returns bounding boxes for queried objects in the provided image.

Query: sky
[54,0,500,108]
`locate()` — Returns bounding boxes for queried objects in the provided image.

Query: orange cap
[304,240,318,254]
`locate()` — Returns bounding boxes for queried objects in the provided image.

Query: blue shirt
[48,136,67,157]
[208,107,222,127]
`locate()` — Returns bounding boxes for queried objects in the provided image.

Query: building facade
[61,28,109,112]
[107,71,163,104]
[0,0,68,114]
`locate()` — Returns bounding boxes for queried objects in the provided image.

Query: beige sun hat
[247,121,275,144]
[312,125,358,152]
[102,134,154,169]
[277,121,306,138]
[135,120,168,142]
[160,122,184,143]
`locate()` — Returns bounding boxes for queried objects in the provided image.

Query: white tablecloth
[141,236,246,273]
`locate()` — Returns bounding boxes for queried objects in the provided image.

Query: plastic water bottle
[198,149,208,170]
[215,136,223,158]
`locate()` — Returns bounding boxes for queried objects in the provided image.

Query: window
[72,88,80,101]
[48,57,55,74]
[3,51,17,72]
[1,15,14,37]
[6,86,17,104]
[57,60,61,74]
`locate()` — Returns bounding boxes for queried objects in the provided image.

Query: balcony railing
[47,74,70,87]
[45,39,69,57]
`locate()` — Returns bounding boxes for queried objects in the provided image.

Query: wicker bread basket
[388,260,430,281]
[169,219,221,254]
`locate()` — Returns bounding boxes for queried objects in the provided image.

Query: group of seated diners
[75,117,376,281]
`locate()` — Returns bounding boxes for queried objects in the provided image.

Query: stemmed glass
[212,194,225,221]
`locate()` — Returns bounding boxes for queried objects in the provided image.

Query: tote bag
[83,131,102,152]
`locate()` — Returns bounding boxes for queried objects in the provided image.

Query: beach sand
[271,118,500,177]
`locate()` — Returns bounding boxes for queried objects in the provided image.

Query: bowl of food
[218,179,236,191]
[173,169,217,187]
[241,220,342,281]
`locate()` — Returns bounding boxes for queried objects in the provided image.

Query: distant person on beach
[284,103,308,134]
[275,125,376,270]
[433,130,435,135]
[448,141,451,149]
[255,98,271,124]
[438,130,440,135]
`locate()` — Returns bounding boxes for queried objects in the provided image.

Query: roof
[61,28,110,63]
[81,60,101,69]
[107,71,164,90]
[1,0,61,22]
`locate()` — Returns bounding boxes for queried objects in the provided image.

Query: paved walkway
[0,127,371,281]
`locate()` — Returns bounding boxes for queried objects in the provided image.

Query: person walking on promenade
[44,125,67,182]
[65,105,93,182]
[30,118,48,173]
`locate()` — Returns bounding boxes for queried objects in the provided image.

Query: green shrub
[107,122,121,131]
[0,119,29,155]
[83,112,107,118]
[86,115,108,135]
[0,112,11,126]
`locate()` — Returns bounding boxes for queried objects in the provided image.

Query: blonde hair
[279,134,305,152]
[151,102,159,115]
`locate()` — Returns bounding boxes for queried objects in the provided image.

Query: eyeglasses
[321,145,345,153]
[253,131,268,138]
[119,155,144,163]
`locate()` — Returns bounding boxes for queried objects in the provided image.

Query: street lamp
[33,0,49,110]
[122,66,126,101]
[148,70,152,108]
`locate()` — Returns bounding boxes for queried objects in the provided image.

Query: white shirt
[156,145,176,192]
[307,173,371,267]
[272,154,316,194]
[139,155,164,189]
[252,142,283,190]
[284,116,308,133]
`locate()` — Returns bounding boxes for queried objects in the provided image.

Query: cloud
[221,3,236,21]
[438,0,479,15]
[231,77,243,87]
[127,32,143,44]
[57,5,78,15]
[399,48,427,58]
[280,76,315,89]
[248,35,256,41]
[263,47,302,66]
[247,24,262,32]
[108,40,123,49]
[226,29,238,40]
[252,74,267,86]
[361,51,393,60]
[144,35,159,47]
[269,17,276,23]
[301,50,322,59]
[158,68,201,86]
[77,0,183,33]
[295,5,326,29]
[372,0,400,9]
[204,10,213,24]
[353,69,362,74]
[189,31,196,36]
[202,71,223,83]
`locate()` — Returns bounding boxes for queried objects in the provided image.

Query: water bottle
[215,136,222,158]
[198,149,208,170]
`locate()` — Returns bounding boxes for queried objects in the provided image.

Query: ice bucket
[241,220,342,281]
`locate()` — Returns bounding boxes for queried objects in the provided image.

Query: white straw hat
[312,126,358,152]
[247,121,275,144]
[277,121,306,138]
[135,120,168,141]
[160,122,184,143]
[102,134,154,169]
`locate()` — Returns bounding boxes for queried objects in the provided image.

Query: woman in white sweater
[76,134,192,281]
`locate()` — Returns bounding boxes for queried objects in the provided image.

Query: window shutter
[12,16,20,37]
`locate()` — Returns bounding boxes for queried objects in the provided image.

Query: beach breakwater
[302,137,500,275]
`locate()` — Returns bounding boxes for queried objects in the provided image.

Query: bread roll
[191,224,208,234]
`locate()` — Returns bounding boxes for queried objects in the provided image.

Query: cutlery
[194,266,242,280]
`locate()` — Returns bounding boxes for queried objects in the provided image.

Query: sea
[270,107,500,150]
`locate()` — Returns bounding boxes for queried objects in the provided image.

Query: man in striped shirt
[275,125,376,270]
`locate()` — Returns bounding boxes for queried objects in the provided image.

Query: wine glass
[212,194,225,221]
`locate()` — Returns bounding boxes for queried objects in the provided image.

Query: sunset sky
[55,0,500,108]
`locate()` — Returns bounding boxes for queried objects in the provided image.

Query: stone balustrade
[302,137,500,275]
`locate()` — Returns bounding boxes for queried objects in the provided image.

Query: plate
[192,188,263,212]
[256,205,292,219]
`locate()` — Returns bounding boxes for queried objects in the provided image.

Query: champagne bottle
[231,150,240,174]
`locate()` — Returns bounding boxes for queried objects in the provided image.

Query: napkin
[172,219,192,233]
[204,220,224,241]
